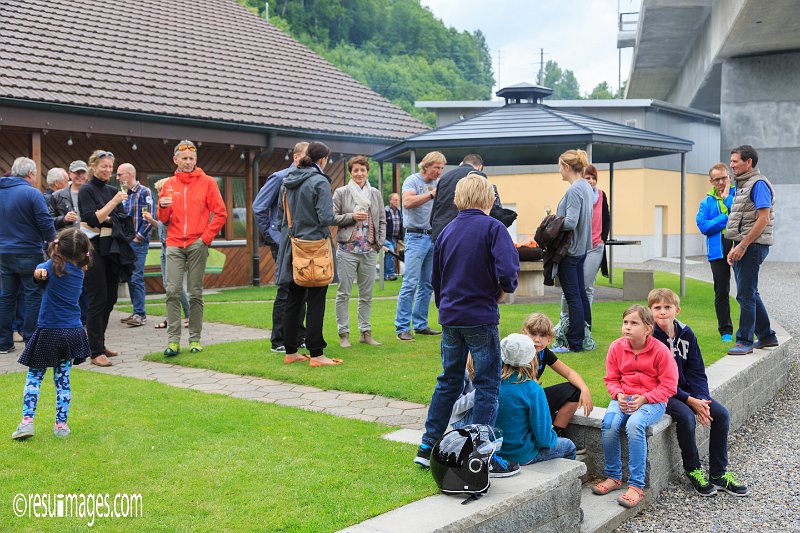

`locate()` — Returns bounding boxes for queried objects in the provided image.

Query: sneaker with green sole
[710,471,749,496]
[164,342,180,357]
[189,342,203,353]
[686,468,717,496]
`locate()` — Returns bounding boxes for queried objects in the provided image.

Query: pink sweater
[604,335,678,404]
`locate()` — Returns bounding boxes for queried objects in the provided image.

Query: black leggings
[283,282,327,357]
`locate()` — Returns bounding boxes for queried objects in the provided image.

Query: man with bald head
[117,163,153,327]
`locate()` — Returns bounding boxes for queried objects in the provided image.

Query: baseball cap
[500,333,536,369]
[69,160,88,173]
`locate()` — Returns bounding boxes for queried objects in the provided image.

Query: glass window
[231,178,247,239]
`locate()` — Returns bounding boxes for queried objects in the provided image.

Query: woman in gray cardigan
[332,156,387,347]
[277,142,340,367]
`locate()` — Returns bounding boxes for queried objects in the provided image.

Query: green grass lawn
[0,371,433,532]
[144,271,737,407]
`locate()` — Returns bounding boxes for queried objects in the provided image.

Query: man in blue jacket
[253,142,308,353]
[0,157,56,353]
[696,163,735,342]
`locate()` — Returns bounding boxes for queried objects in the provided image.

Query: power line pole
[538,48,544,85]
[496,49,502,89]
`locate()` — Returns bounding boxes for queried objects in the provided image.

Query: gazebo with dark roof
[372,84,696,294]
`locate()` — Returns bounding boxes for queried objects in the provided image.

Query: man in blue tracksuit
[695,163,735,342]
[253,142,308,353]
[0,157,56,353]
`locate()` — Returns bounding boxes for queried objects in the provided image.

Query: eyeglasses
[709,176,729,184]
[176,144,197,153]
[97,150,114,159]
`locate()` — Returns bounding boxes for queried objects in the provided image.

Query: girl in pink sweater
[592,304,678,508]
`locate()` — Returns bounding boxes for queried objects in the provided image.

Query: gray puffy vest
[725,169,774,246]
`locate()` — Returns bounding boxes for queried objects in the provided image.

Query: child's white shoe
[12,422,34,440]
[53,424,70,437]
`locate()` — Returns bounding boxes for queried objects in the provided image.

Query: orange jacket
[156,167,227,247]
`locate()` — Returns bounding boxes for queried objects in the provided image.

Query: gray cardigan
[556,178,594,257]
[274,165,336,285]
[332,184,387,248]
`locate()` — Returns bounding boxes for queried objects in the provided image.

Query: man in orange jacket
[157,140,227,356]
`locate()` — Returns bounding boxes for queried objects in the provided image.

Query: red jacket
[157,167,227,247]
[604,335,678,404]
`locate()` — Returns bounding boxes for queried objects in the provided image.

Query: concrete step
[341,459,586,533]
[579,483,649,533]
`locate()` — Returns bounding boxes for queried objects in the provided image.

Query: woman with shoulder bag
[333,156,386,348]
[276,141,342,367]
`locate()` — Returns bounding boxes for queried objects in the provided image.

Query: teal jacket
[696,187,734,261]
[494,376,558,464]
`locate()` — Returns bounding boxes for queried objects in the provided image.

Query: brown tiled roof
[0,0,427,141]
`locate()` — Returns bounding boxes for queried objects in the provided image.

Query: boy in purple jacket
[413,173,520,476]
[649,288,749,497]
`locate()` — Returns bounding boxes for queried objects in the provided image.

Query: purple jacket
[433,209,519,326]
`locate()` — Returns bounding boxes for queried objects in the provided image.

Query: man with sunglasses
[157,140,227,356]
[696,163,735,342]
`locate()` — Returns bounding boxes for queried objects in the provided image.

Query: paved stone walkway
[0,311,427,430]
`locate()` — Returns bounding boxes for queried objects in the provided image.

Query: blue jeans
[128,240,149,317]
[394,232,433,333]
[13,290,25,334]
[601,400,666,488]
[732,243,775,345]
[558,254,591,351]
[523,437,577,464]
[666,397,729,476]
[383,238,396,278]
[421,324,501,448]
[0,253,44,349]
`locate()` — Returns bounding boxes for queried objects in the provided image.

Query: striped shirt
[126,181,153,240]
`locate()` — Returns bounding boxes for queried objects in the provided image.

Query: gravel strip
[616,258,800,533]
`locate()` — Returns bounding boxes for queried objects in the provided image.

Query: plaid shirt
[388,206,401,238]
[126,181,153,241]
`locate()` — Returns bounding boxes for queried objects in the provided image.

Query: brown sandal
[154,320,168,329]
[309,357,343,367]
[617,486,645,508]
[591,478,623,495]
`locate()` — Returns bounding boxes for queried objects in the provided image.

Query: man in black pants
[253,142,308,353]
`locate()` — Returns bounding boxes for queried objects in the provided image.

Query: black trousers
[709,237,734,336]
[283,282,327,357]
[269,244,306,348]
[84,251,119,356]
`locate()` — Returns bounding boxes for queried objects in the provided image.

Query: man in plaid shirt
[117,163,153,327]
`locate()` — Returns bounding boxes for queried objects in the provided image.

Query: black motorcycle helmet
[430,424,501,495]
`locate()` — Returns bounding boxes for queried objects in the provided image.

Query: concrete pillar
[720,51,800,261]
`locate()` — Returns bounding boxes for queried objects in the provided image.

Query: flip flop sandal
[309,357,344,367]
[617,486,645,508]
[154,320,168,329]
[283,354,311,364]
[591,478,623,495]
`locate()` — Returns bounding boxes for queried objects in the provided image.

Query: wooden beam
[31,131,42,190]
[245,148,255,281]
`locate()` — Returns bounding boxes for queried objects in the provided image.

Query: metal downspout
[251,132,275,286]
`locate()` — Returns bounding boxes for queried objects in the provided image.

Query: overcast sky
[420,0,639,98]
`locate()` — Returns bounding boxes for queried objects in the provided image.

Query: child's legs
[524,437,577,465]
[53,360,72,425]
[708,399,730,477]
[21,367,47,420]
[421,326,469,448]
[464,324,501,427]
[601,401,629,480]
[665,397,701,472]
[545,382,581,428]
[625,402,666,488]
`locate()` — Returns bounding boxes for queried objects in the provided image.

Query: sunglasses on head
[176,144,197,153]
[97,150,114,159]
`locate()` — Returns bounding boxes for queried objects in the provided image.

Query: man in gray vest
[725,145,777,355]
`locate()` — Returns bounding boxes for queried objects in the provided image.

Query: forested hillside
[238,0,494,125]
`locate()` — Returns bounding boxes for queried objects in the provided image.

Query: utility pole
[538,48,544,85]
[496,49,501,90]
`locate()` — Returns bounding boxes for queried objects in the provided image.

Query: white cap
[500,333,536,369]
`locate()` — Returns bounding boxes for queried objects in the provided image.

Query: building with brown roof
[0,0,426,288]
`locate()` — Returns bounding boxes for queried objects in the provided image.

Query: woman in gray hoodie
[276,142,340,367]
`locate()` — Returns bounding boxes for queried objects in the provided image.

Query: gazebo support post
[680,152,686,297]
[378,161,385,291]
[608,161,614,284]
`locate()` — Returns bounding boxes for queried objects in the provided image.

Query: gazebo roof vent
[496,83,553,104]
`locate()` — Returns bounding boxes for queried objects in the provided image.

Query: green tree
[541,60,581,100]
[586,81,615,99]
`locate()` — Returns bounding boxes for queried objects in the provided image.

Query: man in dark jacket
[253,141,308,353]
[383,192,402,280]
[429,154,486,242]
[0,157,56,353]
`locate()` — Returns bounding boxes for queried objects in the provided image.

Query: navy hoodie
[653,320,711,402]
[433,209,519,325]
[0,176,56,253]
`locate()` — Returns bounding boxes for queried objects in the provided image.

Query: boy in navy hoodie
[649,288,749,497]
[413,173,520,477]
